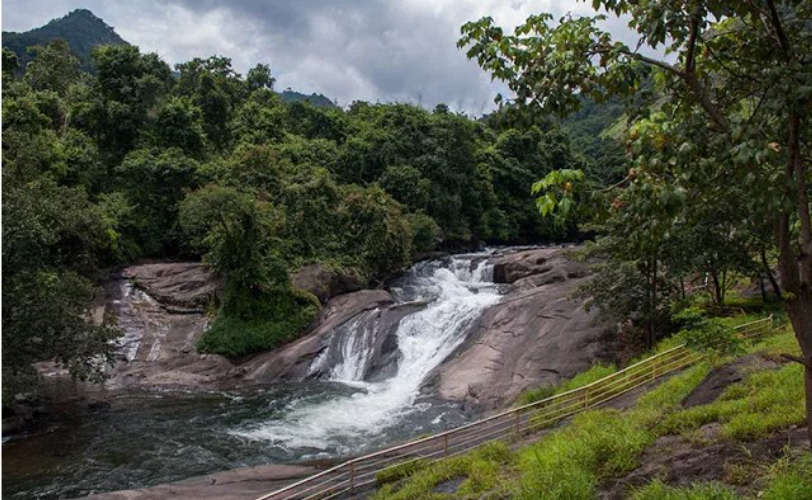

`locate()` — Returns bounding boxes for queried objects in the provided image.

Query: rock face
[291,263,363,304]
[102,265,233,390]
[238,289,396,382]
[431,247,616,410]
[123,263,221,310]
[85,463,321,500]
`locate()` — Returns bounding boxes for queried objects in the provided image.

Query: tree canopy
[460,0,811,442]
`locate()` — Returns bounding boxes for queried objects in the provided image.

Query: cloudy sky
[3,0,647,115]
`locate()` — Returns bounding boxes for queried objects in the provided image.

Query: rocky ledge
[429,246,617,410]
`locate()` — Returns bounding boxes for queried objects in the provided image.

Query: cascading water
[231,252,502,455]
[3,252,505,499]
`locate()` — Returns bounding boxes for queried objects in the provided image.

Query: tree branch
[765,0,792,59]
[781,353,812,369]
[685,12,701,75]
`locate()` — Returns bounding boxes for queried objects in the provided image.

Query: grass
[761,452,812,500]
[371,441,513,500]
[627,452,812,500]
[516,363,617,405]
[630,480,738,499]
[515,363,711,499]
[657,339,805,441]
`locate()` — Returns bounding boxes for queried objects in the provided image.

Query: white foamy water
[231,254,501,453]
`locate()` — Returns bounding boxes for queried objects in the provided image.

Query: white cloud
[2,0,661,114]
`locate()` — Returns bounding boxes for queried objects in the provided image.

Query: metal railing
[257,315,774,500]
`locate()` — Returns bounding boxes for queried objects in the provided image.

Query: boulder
[492,247,559,283]
[291,263,364,304]
[122,263,221,310]
[431,247,616,410]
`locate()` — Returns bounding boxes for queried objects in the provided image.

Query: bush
[197,288,318,357]
[405,213,442,254]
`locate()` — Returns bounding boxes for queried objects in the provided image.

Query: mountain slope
[3,9,127,71]
[279,89,337,108]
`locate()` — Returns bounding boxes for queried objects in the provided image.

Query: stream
[3,252,504,498]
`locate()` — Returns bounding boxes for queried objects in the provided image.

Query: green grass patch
[761,452,812,500]
[515,364,710,500]
[517,363,617,405]
[376,458,430,485]
[630,479,738,499]
[656,362,805,441]
[371,441,513,499]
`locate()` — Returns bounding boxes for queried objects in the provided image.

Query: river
[3,251,505,498]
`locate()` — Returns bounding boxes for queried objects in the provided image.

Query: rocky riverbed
[3,245,618,499]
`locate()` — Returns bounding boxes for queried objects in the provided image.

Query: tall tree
[459,1,812,441]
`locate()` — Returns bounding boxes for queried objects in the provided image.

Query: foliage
[459,0,812,439]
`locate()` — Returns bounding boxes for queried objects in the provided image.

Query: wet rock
[239,289,395,381]
[292,263,364,304]
[434,247,616,410]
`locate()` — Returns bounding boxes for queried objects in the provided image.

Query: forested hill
[279,89,337,108]
[3,9,338,107]
[2,9,127,72]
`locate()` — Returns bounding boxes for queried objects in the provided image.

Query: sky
[2,0,650,115]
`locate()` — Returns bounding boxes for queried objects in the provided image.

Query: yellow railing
[257,315,774,500]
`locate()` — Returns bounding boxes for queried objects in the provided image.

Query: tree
[459,1,812,442]
[2,178,121,402]
[246,63,275,91]
[23,39,80,95]
[154,96,207,156]
[91,44,172,158]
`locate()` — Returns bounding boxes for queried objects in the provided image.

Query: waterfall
[232,252,502,454]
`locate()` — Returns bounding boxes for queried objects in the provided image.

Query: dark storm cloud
[2,0,658,115]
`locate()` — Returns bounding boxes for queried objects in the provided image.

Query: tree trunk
[759,275,767,303]
[785,294,812,446]
[710,271,722,306]
[775,112,812,446]
[761,248,782,301]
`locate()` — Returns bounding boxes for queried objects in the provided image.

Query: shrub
[197,288,318,357]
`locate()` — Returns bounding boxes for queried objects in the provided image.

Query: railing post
[349,462,355,493]
[443,434,449,456]
[583,387,589,409]
[514,410,520,437]
[651,356,657,381]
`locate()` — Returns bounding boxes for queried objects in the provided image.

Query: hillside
[279,89,337,108]
[3,9,127,72]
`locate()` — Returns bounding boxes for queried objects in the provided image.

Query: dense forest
[0,32,626,403]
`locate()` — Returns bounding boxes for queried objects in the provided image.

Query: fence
[257,315,775,500]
